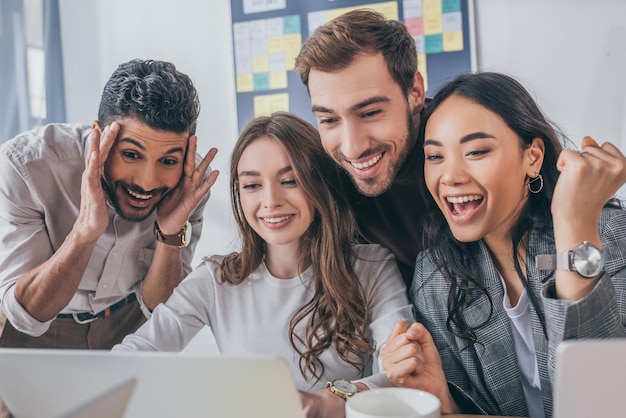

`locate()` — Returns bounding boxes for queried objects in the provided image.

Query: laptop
[553,339,626,418]
[0,349,305,418]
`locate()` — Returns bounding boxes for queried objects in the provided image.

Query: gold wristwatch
[153,220,191,248]
[326,379,360,400]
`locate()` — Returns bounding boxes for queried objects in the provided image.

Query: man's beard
[102,178,163,223]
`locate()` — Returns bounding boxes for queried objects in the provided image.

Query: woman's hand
[299,388,346,418]
[381,321,459,414]
[552,136,626,230]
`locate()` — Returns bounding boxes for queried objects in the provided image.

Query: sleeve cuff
[2,288,54,337]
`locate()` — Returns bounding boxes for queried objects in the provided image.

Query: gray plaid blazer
[411,206,626,417]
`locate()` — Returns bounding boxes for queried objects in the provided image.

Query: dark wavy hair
[295,9,417,97]
[97,59,200,134]
[221,112,374,383]
[421,72,566,344]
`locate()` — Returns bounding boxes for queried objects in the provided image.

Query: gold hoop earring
[528,174,543,194]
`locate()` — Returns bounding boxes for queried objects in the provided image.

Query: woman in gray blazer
[381,72,626,418]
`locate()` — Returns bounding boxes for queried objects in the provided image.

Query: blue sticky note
[425,34,443,54]
[254,72,270,91]
[283,15,301,35]
[442,0,461,13]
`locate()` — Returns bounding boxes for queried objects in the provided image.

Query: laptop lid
[553,339,626,418]
[0,349,305,418]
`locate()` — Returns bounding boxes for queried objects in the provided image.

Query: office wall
[58,0,626,315]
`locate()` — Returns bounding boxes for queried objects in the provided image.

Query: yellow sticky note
[423,0,442,15]
[423,0,442,34]
[253,95,273,117]
[423,15,442,35]
[268,36,286,54]
[252,55,269,73]
[236,74,254,93]
[282,34,302,70]
[443,31,464,52]
[325,1,398,21]
[271,93,289,112]
[269,71,288,89]
[373,1,399,19]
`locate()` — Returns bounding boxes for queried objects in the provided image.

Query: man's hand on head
[155,136,220,234]
[74,121,119,244]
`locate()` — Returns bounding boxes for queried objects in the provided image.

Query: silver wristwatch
[536,241,604,278]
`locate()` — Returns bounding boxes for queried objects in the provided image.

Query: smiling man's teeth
[351,153,382,170]
[263,215,292,223]
[446,195,482,204]
[127,189,152,200]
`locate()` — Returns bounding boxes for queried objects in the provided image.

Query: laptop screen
[553,339,626,418]
[0,349,305,418]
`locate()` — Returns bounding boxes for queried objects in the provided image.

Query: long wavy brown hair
[221,112,374,383]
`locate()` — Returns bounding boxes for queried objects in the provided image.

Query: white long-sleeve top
[114,243,413,391]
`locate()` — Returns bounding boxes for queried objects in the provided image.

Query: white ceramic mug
[345,387,441,418]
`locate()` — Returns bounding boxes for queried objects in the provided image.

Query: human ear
[525,137,545,176]
[408,72,426,112]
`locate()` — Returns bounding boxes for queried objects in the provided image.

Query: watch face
[334,379,358,394]
[572,242,604,278]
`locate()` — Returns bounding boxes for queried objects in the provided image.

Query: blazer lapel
[459,241,529,416]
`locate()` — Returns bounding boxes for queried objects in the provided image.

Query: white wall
[475,0,626,151]
[60,0,241,269]
[58,0,626,352]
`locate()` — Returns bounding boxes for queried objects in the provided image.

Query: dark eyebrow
[311,95,390,114]
[424,132,496,147]
[239,165,293,178]
[119,138,184,155]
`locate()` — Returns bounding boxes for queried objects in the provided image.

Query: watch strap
[536,252,572,271]
[556,250,571,271]
[535,254,557,271]
[154,221,189,247]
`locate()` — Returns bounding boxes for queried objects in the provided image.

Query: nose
[440,160,469,186]
[339,121,369,160]
[133,164,164,192]
[262,183,283,208]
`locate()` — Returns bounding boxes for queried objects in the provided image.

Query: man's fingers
[99,122,119,158]
[183,135,199,177]
[194,147,219,179]
[87,126,101,162]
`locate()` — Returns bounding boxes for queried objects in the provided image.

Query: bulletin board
[230,0,476,133]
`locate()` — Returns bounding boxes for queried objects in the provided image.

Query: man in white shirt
[0,59,219,349]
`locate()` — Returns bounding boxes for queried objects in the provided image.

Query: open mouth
[446,194,484,216]
[126,188,153,200]
[124,187,157,208]
[349,153,383,170]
